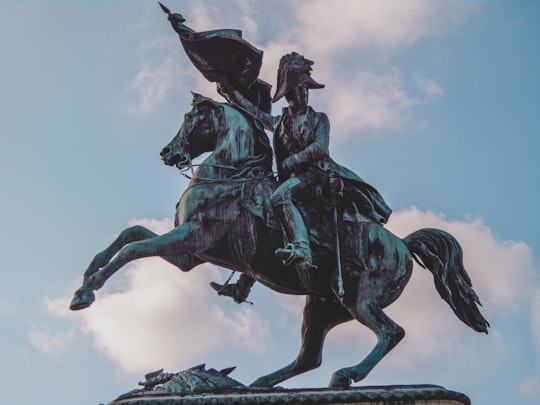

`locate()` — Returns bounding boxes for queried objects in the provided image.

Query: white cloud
[122,0,241,115]
[265,0,473,136]
[127,217,174,234]
[386,207,536,314]
[519,375,540,401]
[49,218,270,376]
[53,260,270,375]
[187,2,220,32]
[186,0,260,42]
[257,41,295,86]
[415,76,444,100]
[531,291,540,350]
[124,1,458,135]
[258,58,434,139]
[122,55,188,115]
[290,0,475,55]
[275,295,305,322]
[236,0,260,43]
[321,68,419,138]
[28,323,74,355]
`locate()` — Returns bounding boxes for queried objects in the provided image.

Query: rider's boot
[273,202,317,289]
[210,273,255,304]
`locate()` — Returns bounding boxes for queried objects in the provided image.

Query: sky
[0,1,539,404]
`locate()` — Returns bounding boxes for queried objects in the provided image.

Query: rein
[178,160,275,186]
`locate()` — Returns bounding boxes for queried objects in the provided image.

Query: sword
[333,206,345,296]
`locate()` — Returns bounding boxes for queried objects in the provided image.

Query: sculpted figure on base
[69,5,489,390]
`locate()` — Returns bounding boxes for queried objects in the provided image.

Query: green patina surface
[71,3,489,396]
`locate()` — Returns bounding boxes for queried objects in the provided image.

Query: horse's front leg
[82,225,158,282]
[71,225,204,310]
[72,223,210,310]
[71,225,160,310]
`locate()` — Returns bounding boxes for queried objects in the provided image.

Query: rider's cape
[335,162,392,224]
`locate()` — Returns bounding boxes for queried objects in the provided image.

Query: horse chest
[175,186,243,225]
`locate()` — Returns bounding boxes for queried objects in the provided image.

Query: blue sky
[1,1,539,404]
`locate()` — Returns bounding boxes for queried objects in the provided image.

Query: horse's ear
[191,91,203,105]
[190,92,221,113]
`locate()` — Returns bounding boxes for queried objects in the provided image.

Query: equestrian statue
[70,4,489,389]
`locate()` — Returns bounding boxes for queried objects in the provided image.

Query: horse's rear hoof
[329,369,351,390]
[70,287,95,310]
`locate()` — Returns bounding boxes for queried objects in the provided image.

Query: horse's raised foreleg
[72,223,215,310]
[329,302,404,389]
[82,225,156,282]
[250,294,352,388]
[86,223,208,290]
[71,225,203,310]
[82,225,201,282]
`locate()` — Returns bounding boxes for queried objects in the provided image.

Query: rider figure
[212,52,391,302]
[270,53,329,276]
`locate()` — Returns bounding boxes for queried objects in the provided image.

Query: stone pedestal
[108,385,470,405]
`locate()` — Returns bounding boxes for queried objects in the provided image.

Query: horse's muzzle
[160,147,189,169]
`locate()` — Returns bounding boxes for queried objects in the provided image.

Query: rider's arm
[217,79,278,131]
[281,113,330,174]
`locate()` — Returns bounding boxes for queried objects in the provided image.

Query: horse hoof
[329,369,351,390]
[70,287,95,311]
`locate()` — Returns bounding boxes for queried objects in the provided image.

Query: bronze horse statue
[70,94,489,389]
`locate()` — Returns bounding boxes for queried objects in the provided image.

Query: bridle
[176,104,275,186]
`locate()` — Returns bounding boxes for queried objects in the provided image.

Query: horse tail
[403,228,490,334]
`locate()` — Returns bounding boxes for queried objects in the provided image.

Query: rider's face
[286,81,309,108]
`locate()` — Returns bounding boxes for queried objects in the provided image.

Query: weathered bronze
[70,5,489,391]
[109,364,471,405]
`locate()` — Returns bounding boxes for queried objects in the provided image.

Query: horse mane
[191,93,273,175]
[222,103,272,162]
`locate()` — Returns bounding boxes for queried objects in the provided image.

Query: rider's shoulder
[307,107,329,125]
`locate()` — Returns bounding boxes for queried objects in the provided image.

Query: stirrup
[275,243,302,266]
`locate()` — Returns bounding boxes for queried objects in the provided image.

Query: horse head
[160,93,224,169]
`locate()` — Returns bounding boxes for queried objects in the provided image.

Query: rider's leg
[271,175,314,270]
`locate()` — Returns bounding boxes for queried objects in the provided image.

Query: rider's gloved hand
[280,153,301,174]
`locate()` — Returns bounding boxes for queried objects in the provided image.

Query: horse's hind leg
[329,302,404,389]
[250,294,352,388]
